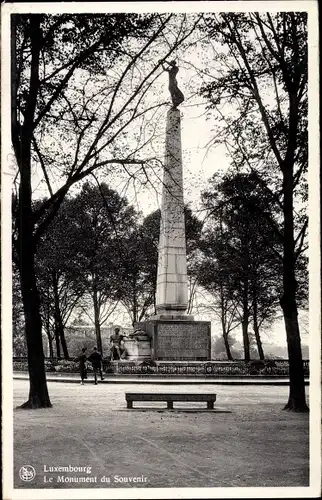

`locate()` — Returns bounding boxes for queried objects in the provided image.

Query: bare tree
[11,13,201,407]
[199,12,308,411]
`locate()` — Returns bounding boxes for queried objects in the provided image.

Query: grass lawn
[13,379,309,489]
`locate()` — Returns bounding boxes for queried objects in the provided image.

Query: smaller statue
[129,328,151,340]
[159,59,185,108]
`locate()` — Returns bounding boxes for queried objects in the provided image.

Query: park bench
[125,392,217,410]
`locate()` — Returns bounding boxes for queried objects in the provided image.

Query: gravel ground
[13,379,309,489]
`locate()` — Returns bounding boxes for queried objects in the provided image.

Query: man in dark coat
[88,347,104,385]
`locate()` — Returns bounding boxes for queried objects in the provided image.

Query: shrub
[13,359,57,372]
[139,359,157,373]
[102,357,113,373]
[44,360,56,372]
[248,360,265,375]
[13,361,29,371]
[118,362,138,374]
[140,359,157,367]
[55,360,79,372]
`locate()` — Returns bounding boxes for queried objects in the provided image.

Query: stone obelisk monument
[155,106,192,318]
[155,59,189,317]
[132,60,211,361]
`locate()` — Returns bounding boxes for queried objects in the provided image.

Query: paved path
[13,372,309,385]
[13,379,310,491]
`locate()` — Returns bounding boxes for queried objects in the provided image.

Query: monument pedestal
[125,101,212,363]
[123,334,151,361]
[135,320,211,361]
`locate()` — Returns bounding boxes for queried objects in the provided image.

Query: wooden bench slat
[125,393,216,402]
[125,393,217,409]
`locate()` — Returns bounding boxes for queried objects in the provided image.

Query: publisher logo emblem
[19,465,36,482]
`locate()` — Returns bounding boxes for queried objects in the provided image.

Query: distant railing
[13,357,310,377]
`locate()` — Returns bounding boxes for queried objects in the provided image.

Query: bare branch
[295,219,308,260]
[32,136,54,197]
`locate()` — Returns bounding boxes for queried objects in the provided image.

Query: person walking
[88,347,104,385]
[78,347,87,385]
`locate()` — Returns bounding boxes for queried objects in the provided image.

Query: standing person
[78,347,87,385]
[88,347,104,385]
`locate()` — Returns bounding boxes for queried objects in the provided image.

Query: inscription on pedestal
[156,322,210,360]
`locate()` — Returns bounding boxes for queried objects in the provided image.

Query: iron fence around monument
[13,357,310,377]
[111,360,309,377]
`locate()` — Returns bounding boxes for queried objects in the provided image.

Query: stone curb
[13,373,310,386]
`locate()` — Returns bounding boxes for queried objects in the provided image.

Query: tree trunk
[59,328,69,359]
[282,299,308,411]
[253,292,265,360]
[54,325,61,359]
[93,284,103,354]
[45,298,54,359]
[223,333,233,360]
[241,239,250,361]
[132,280,138,326]
[52,275,69,359]
[253,322,264,360]
[19,248,52,408]
[241,282,250,361]
[281,165,308,412]
[220,292,233,360]
[48,334,54,360]
[241,317,250,361]
[15,16,51,408]
[52,273,66,358]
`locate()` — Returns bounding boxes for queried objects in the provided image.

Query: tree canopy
[10,11,309,412]
[198,12,308,410]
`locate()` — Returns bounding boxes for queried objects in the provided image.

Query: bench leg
[207,401,214,410]
[127,400,133,409]
[167,401,173,410]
